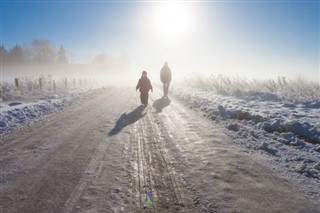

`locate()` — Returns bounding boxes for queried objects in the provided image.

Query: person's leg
[140,93,144,105]
[164,83,169,95]
[166,82,170,95]
[163,83,166,96]
[141,92,148,106]
[163,83,167,95]
[145,92,149,106]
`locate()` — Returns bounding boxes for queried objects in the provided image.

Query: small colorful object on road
[144,192,153,208]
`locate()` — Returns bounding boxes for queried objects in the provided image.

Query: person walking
[160,62,172,97]
[136,71,153,107]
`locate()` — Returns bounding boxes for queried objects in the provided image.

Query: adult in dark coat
[160,62,172,96]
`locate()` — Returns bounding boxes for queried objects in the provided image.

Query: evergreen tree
[0,44,9,65]
[57,45,68,64]
[9,44,24,64]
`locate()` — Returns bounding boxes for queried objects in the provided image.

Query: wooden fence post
[65,78,68,89]
[15,78,20,90]
[53,80,56,92]
[39,78,42,91]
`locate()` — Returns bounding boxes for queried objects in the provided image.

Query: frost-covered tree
[31,39,56,64]
[0,44,9,65]
[8,44,25,64]
[57,45,68,64]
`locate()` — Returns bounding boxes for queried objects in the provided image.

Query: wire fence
[0,75,97,100]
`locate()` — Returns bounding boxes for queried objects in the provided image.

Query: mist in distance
[1,1,318,84]
[0,39,135,86]
[1,35,318,86]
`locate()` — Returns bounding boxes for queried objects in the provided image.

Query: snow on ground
[0,88,100,136]
[1,83,319,204]
[172,86,320,203]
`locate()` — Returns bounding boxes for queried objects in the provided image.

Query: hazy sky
[1,0,319,81]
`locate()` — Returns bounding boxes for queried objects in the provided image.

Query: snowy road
[1,87,319,212]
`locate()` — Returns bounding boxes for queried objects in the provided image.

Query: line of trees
[1,39,129,71]
[0,39,68,66]
[0,39,129,72]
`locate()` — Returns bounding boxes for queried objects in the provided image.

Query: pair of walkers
[136,62,172,107]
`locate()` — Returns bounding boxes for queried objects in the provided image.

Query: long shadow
[153,96,171,113]
[108,105,146,136]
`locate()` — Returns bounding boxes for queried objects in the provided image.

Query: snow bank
[0,89,97,135]
[174,88,320,145]
[172,87,320,183]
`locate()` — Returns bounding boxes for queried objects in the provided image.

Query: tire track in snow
[132,94,199,212]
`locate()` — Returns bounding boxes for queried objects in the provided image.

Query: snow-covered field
[1,75,319,204]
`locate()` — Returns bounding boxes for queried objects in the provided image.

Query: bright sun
[154,2,191,40]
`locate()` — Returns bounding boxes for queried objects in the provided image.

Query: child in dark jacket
[136,71,153,107]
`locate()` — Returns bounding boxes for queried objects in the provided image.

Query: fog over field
[1,1,319,85]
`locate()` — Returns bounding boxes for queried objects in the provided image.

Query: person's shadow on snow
[153,96,171,113]
[108,105,146,136]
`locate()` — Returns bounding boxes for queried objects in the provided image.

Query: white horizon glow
[153,2,193,41]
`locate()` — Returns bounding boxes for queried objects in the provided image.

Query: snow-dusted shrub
[184,74,319,104]
[0,82,15,100]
